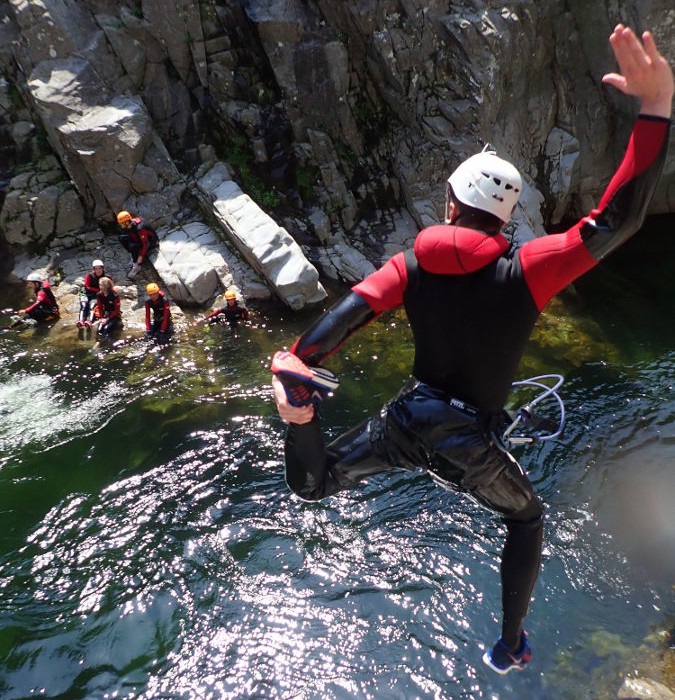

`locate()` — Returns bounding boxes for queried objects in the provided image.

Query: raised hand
[602,24,673,118]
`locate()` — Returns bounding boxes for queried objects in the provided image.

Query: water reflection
[0,287,673,697]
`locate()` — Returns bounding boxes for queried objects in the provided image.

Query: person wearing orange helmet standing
[144,282,173,344]
[202,288,249,326]
[116,211,158,279]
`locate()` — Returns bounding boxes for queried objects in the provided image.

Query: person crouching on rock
[78,259,107,330]
[95,277,121,338]
[145,282,173,344]
[202,289,249,326]
[15,272,60,326]
[116,210,158,280]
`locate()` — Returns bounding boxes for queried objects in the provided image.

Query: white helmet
[92,259,104,268]
[26,272,42,283]
[448,147,522,224]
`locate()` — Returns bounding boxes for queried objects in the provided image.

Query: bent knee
[504,496,544,526]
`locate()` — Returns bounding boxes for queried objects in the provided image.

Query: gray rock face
[0,0,673,313]
[196,162,326,310]
[150,221,270,306]
[0,155,85,246]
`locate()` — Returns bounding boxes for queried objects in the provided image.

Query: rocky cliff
[0,0,673,310]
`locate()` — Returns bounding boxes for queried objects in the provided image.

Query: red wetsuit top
[96,289,121,320]
[129,218,156,259]
[145,291,171,332]
[291,115,670,414]
[24,281,59,316]
[83,271,107,298]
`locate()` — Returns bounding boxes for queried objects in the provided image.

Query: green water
[0,224,673,699]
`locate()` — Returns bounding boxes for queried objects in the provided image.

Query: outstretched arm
[519,26,672,311]
[602,24,673,118]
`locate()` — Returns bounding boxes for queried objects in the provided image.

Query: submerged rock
[617,677,675,700]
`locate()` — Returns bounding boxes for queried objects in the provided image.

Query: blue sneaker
[482,631,531,675]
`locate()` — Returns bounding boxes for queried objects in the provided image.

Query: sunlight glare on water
[0,233,674,699]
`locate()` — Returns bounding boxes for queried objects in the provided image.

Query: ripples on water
[0,287,673,698]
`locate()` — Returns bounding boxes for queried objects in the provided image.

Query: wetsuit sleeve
[23,290,46,314]
[144,301,151,330]
[138,229,149,258]
[351,252,408,312]
[161,301,171,332]
[83,274,99,295]
[520,115,670,311]
[290,254,407,365]
[205,308,222,321]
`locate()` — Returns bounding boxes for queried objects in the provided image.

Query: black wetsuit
[282,115,670,649]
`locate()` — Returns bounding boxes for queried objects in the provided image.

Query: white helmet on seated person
[448,146,522,224]
[26,272,42,283]
[92,259,104,268]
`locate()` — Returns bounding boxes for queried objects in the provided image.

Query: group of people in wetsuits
[12,211,249,342]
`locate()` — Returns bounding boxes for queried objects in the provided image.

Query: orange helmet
[146,282,160,295]
[224,289,237,301]
[117,210,132,225]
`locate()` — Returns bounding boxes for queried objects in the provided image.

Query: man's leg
[284,412,397,501]
[463,449,543,651]
[78,297,88,325]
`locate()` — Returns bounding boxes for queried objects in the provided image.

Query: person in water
[271,25,672,675]
[144,282,173,344]
[95,277,121,338]
[202,289,249,326]
[15,272,60,325]
[116,210,158,279]
[78,259,107,330]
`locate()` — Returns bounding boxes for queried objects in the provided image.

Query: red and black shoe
[271,351,339,407]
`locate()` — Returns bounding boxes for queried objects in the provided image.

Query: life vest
[96,290,120,319]
[145,291,171,331]
[131,217,158,250]
[223,304,248,322]
[83,271,105,298]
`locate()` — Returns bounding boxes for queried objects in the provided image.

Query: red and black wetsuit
[95,289,121,336]
[79,270,107,324]
[206,303,249,325]
[24,281,59,322]
[119,218,157,262]
[282,114,669,649]
[145,291,172,337]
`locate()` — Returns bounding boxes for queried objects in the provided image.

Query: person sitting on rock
[116,210,158,280]
[144,282,173,344]
[202,289,249,326]
[15,272,60,326]
[95,277,121,338]
[78,259,108,330]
